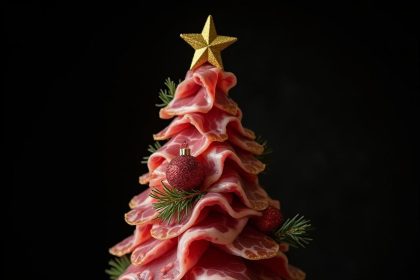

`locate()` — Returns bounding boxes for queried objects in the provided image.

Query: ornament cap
[180,142,191,156]
[180,147,191,156]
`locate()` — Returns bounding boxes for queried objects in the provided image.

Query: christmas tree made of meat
[108,16,309,280]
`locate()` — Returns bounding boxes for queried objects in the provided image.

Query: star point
[180,15,237,70]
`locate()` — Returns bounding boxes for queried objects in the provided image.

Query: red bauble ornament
[166,143,204,190]
[253,206,283,233]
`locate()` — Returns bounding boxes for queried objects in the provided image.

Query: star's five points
[180,15,237,70]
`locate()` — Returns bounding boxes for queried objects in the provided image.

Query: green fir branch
[141,141,162,164]
[272,214,313,248]
[105,255,131,280]
[256,135,273,162]
[150,181,205,223]
[155,78,178,107]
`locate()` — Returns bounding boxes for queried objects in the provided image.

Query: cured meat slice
[124,204,157,226]
[228,130,264,155]
[131,238,177,266]
[160,65,238,119]
[151,192,259,240]
[184,246,252,280]
[154,108,255,142]
[218,227,279,260]
[119,249,181,280]
[128,188,152,209]
[109,224,152,257]
[213,89,238,116]
[208,168,270,211]
[139,172,152,185]
[203,143,265,187]
[139,163,167,186]
[125,190,158,225]
[119,213,247,280]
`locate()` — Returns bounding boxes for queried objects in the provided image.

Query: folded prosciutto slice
[110,65,305,279]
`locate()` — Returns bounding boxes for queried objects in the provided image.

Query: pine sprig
[155,78,178,107]
[272,214,313,248]
[141,141,162,164]
[256,135,273,162]
[105,255,131,280]
[150,182,205,223]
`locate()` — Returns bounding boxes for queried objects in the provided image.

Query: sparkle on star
[180,15,237,70]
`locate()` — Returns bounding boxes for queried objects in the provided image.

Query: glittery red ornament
[253,206,283,233]
[166,144,204,190]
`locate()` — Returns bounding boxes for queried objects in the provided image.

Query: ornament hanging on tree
[166,142,204,190]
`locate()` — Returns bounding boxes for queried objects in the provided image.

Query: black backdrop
[4,1,418,279]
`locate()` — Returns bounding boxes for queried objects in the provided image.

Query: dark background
[4,1,418,279]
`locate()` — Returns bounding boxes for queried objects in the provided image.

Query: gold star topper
[180,15,237,70]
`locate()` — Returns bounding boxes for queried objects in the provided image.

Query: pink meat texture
[110,64,305,279]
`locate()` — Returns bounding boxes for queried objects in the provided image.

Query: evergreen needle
[105,255,131,280]
[141,141,162,164]
[272,214,313,248]
[256,135,273,162]
[150,181,205,223]
[155,78,178,107]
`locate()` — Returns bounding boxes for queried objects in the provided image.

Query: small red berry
[253,206,283,233]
